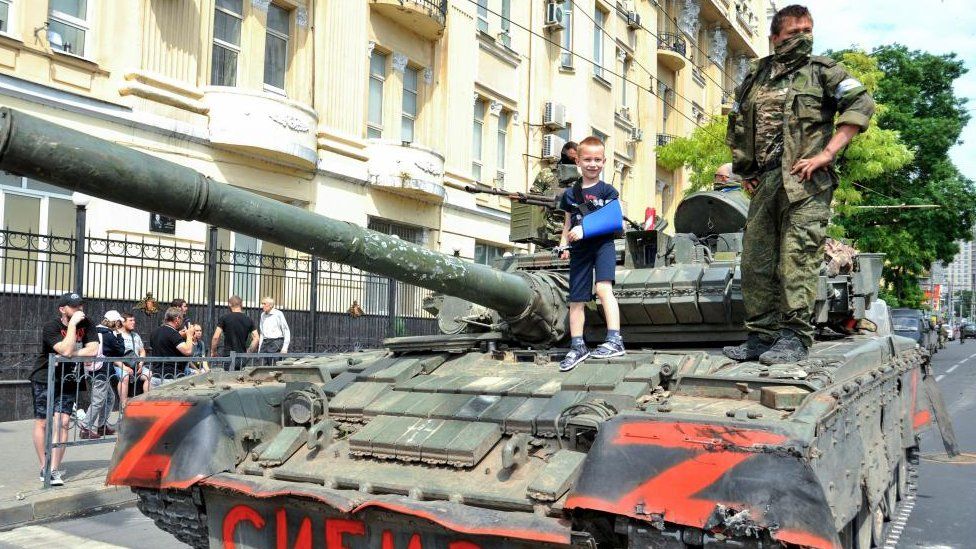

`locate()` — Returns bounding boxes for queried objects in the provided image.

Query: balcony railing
[657,32,687,57]
[656,133,678,147]
[370,0,448,39]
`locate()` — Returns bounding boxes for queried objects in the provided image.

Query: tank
[0,108,953,548]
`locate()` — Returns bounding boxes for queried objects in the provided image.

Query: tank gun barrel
[0,108,543,322]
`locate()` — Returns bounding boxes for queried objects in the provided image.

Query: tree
[656,116,731,193]
[833,46,976,307]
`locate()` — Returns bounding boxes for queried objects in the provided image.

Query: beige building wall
[0,0,768,273]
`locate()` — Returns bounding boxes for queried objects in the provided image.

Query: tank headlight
[288,397,313,425]
[284,390,323,425]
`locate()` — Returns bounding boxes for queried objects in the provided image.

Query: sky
[798,0,976,179]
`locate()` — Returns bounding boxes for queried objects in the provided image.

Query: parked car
[891,308,938,353]
[961,322,976,343]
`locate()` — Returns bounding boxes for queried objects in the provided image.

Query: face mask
[774,32,813,61]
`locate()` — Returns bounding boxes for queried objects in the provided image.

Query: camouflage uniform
[531,165,580,246]
[727,49,874,347]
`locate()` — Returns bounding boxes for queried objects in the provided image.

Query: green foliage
[655,116,731,194]
[832,45,976,306]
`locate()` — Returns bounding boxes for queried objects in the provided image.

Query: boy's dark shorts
[568,237,616,302]
[31,380,76,419]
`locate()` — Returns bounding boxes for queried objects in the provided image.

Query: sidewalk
[0,420,136,530]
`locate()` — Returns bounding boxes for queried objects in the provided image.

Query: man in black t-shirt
[210,295,258,359]
[31,292,99,486]
[149,306,193,385]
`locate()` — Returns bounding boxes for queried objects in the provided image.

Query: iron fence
[0,224,438,421]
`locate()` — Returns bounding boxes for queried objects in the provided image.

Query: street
[0,342,973,549]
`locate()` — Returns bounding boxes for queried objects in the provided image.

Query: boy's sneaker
[559,346,590,372]
[590,340,626,359]
[49,469,64,486]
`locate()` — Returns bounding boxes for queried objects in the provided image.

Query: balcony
[656,134,678,148]
[366,142,446,203]
[657,33,688,71]
[202,88,318,170]
[370,0,448,40]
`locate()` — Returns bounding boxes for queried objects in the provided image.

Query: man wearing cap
[30,292,99,485]
[78,310,125,440]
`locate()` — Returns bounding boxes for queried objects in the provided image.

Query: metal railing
[657,32,687,57]
[656,133,678,147]
[0,224,439,421]
[40,352,335,487]
[401,0,448,24]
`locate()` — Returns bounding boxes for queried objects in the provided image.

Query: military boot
[722,334,772,361]
[758,331,808,365]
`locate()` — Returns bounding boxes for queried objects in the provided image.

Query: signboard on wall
[150,213,176,234]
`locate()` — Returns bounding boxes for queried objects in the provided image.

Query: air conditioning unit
[626,11,641,30]
[629,127,644,142]
[544,2,565,31]
[542,134,567,162]
[542,101,567,130]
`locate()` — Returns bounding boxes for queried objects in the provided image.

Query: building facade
[945,238,974,293]
[0,0,768,301]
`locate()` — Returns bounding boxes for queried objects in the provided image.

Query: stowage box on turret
[0,108,951,548]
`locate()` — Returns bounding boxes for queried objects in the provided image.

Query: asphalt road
[0,341,973,549]
[896,339,976,548]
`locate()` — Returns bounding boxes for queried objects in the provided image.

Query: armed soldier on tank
[529,141,581,247]
[722,4,875,365]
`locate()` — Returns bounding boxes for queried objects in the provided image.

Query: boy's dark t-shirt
[558,180,619,247]
[31,316,98,383]
[150,324,185,377]
[217,312,255,355]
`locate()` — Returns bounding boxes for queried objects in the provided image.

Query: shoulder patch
[811,55,838,67]
[835,78,863,99]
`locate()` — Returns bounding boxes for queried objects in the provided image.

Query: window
[472,98,485,182]
[367,51,387,139]
[366,218,426,316]
[477,0,489,32]
[560,1,573,68]
[47,0,89,56]
[0,1,11,34]
[0,172,74,292]
[618,51,631,112]
[556,122,572,144]
[593,6,606,79]
[592,128,608,179]
[212,0,243,86]
[401,66,419,143]
[475,242,508,266]
[496,110,509,185]
[499,0,511,47]
[264,3,290,91]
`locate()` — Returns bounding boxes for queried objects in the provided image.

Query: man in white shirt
[258,297,290,355]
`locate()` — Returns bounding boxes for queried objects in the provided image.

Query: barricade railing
[41,351,335,488]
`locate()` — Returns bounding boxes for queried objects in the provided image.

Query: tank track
[133,487,209,549]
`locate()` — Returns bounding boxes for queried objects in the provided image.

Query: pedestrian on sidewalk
[149,307,194,386]
[119,312,148,400]
[210,296,258,363]
[79,311,125,440]
[30,292,99,486]
[258,297,290,361]
[185,324,210,376]
[171,298,191,335]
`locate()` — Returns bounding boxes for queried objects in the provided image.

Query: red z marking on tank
[325,518,365,549]
[106,401,192,486]
[567,422,835,549]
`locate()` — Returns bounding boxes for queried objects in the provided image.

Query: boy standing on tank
[557,136,624,372]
